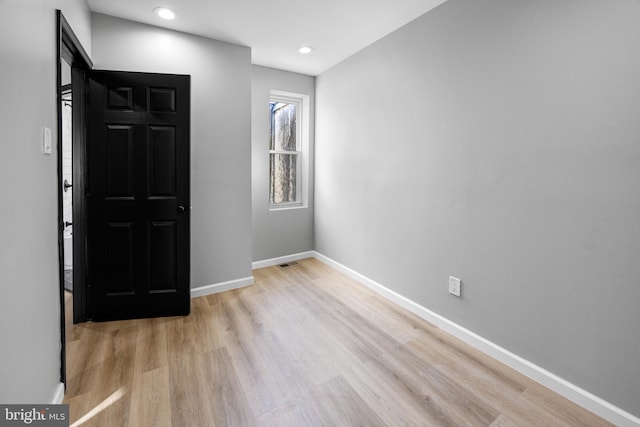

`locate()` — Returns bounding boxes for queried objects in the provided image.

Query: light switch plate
[43,127,52,155]
[449,276,461,297]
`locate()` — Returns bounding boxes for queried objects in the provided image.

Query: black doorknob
[177,205,185,213]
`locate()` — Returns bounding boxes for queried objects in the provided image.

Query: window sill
[269,203,307,212]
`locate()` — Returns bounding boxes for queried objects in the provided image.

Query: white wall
[56,0,92,57]
[0,0,91,403]
[252,66,315,262]
[91,13,253,288]
[315,0,640,417]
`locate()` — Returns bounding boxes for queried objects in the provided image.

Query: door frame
[56,10,92,386]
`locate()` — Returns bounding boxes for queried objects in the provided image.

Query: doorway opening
[61,61,73,293]
[60,60,74,384]
[56,9,92,386]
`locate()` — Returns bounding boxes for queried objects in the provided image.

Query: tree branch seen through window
[269,101,299,204]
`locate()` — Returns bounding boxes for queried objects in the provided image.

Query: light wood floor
[64,258,611,426]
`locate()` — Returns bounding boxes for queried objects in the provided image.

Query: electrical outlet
[449,276,461,297]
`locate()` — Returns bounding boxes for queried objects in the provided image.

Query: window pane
[270,102,296,151]
[270,153,297,204]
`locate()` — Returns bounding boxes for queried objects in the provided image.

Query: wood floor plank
[188,296,218,354]
[166,341,217,426]
[63,259,612,426]
[202,293,235,351]
[342,358,452,426]
[405,335,530,412]
[376,344,500,426]
[128,367,172,427]
[133,318,168,375]
[519,383,613,427]
[256,375,386,427]
[269,311,360,386]
[205,347,254,426]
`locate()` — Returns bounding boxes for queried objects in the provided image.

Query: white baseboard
[191,276,254,298]
[252,251,315,270]
[52,382,65,404]
[311,251,640,427]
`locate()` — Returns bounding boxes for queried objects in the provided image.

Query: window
[269,91,309,208]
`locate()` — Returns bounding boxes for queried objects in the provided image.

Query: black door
[86,70,190,321]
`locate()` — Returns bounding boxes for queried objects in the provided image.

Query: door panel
[148,126,177,197]
[87,70,190,321]
[148,220,177,292]
[105,221,135,295]
[105,125,134,198]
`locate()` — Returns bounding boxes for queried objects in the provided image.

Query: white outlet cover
[449,276,461,297]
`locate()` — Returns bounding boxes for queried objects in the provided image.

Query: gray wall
[0,0,91,403]
[252,65,315,262]
[92,13,253,287]
[315,0,640,416]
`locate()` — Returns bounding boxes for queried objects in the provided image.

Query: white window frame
[269,90,309,210]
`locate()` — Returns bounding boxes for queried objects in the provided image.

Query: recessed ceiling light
[298,46,313,55]
[154,7,176,20]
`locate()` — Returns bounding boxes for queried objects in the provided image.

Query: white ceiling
[87,0,449,76]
